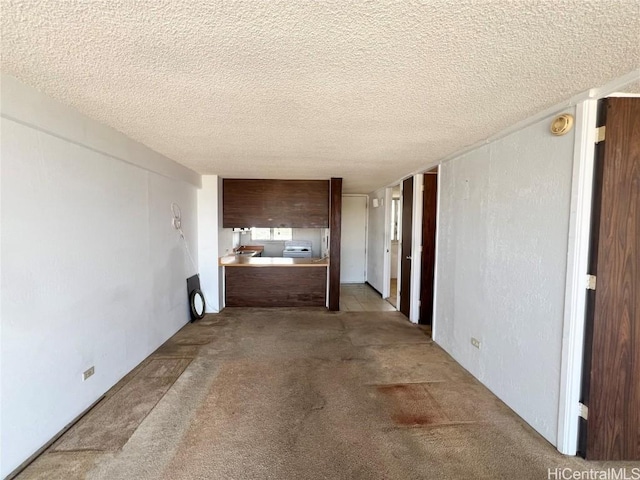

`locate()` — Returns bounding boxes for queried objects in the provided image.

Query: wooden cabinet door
[222,179,329,228]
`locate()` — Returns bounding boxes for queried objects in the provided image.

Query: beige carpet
[15,308,636,480]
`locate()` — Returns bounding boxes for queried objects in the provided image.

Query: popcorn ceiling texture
[2,0,639,193]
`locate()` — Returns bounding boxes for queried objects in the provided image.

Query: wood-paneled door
[419,171,438,325]
[581,97,640,460]
[399,177,413,317]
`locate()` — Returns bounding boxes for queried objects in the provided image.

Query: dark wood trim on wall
[328,178,342,311]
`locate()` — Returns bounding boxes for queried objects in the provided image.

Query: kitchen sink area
[220,242,328,307]
[235,250,258,256]
[234,245,264,257]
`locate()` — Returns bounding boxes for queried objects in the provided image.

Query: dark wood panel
[419,173,438,325]
[225,267,327,307]
[222,179,329,228]
[587,97,640,460]
[329,178,342,311]
[400,177,413,317]
[578,98,607,457]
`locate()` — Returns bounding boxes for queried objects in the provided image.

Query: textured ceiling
[2,1,639,193]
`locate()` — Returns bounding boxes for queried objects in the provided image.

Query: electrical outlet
[83,366,95,381]
[471,338,481,349]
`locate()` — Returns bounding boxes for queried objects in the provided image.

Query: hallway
[16,309,620,480]
[340,283,396,312]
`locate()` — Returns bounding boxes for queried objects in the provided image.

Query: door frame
[383,185,402,308]
[385,171,441,324]
[382,187,393,299]
[408,173,424,323]
[395,173,427,323]
[557,98,598,455]
[557,85,640,455]
[431,166,443,339]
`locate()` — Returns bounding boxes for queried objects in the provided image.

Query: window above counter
[251,227,292,241]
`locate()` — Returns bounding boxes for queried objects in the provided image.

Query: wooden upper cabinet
[222,179,330,228]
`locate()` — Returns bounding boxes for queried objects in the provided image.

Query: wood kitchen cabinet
[222,179,329,228]
[220,257,329,307]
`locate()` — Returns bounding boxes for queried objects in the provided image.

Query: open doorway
[386,185,401,308]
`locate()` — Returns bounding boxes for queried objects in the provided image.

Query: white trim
[557,99,598,455]
[364,196,369,281]
[409,173,424,323]
[431,165,443,341]
[382,187,393,299]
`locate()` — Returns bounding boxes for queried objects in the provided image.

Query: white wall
[434,108,576,446]
[390,242,399,279]
[197,176,235,312]
[366,188,386,292]
[0,75,200,477]
[217,180,234,309]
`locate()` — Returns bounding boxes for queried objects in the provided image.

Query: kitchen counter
[219,256,329,267]
[220,256,329,307]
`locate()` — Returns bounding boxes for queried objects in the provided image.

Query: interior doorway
[386,185,401,308]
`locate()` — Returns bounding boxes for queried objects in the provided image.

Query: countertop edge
[219,256,330,267]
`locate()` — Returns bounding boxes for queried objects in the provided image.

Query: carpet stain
[375,383,450,427]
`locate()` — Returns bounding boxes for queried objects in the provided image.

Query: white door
[340,195,367,283]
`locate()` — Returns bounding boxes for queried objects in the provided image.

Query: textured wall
[2,1,639,193]
[0,77,198,477]
[434,108,576,446]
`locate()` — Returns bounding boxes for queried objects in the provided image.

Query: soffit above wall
[1,1,639,193]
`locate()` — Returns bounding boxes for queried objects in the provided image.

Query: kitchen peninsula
[221,177,341,310]
[219,255,329,307]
